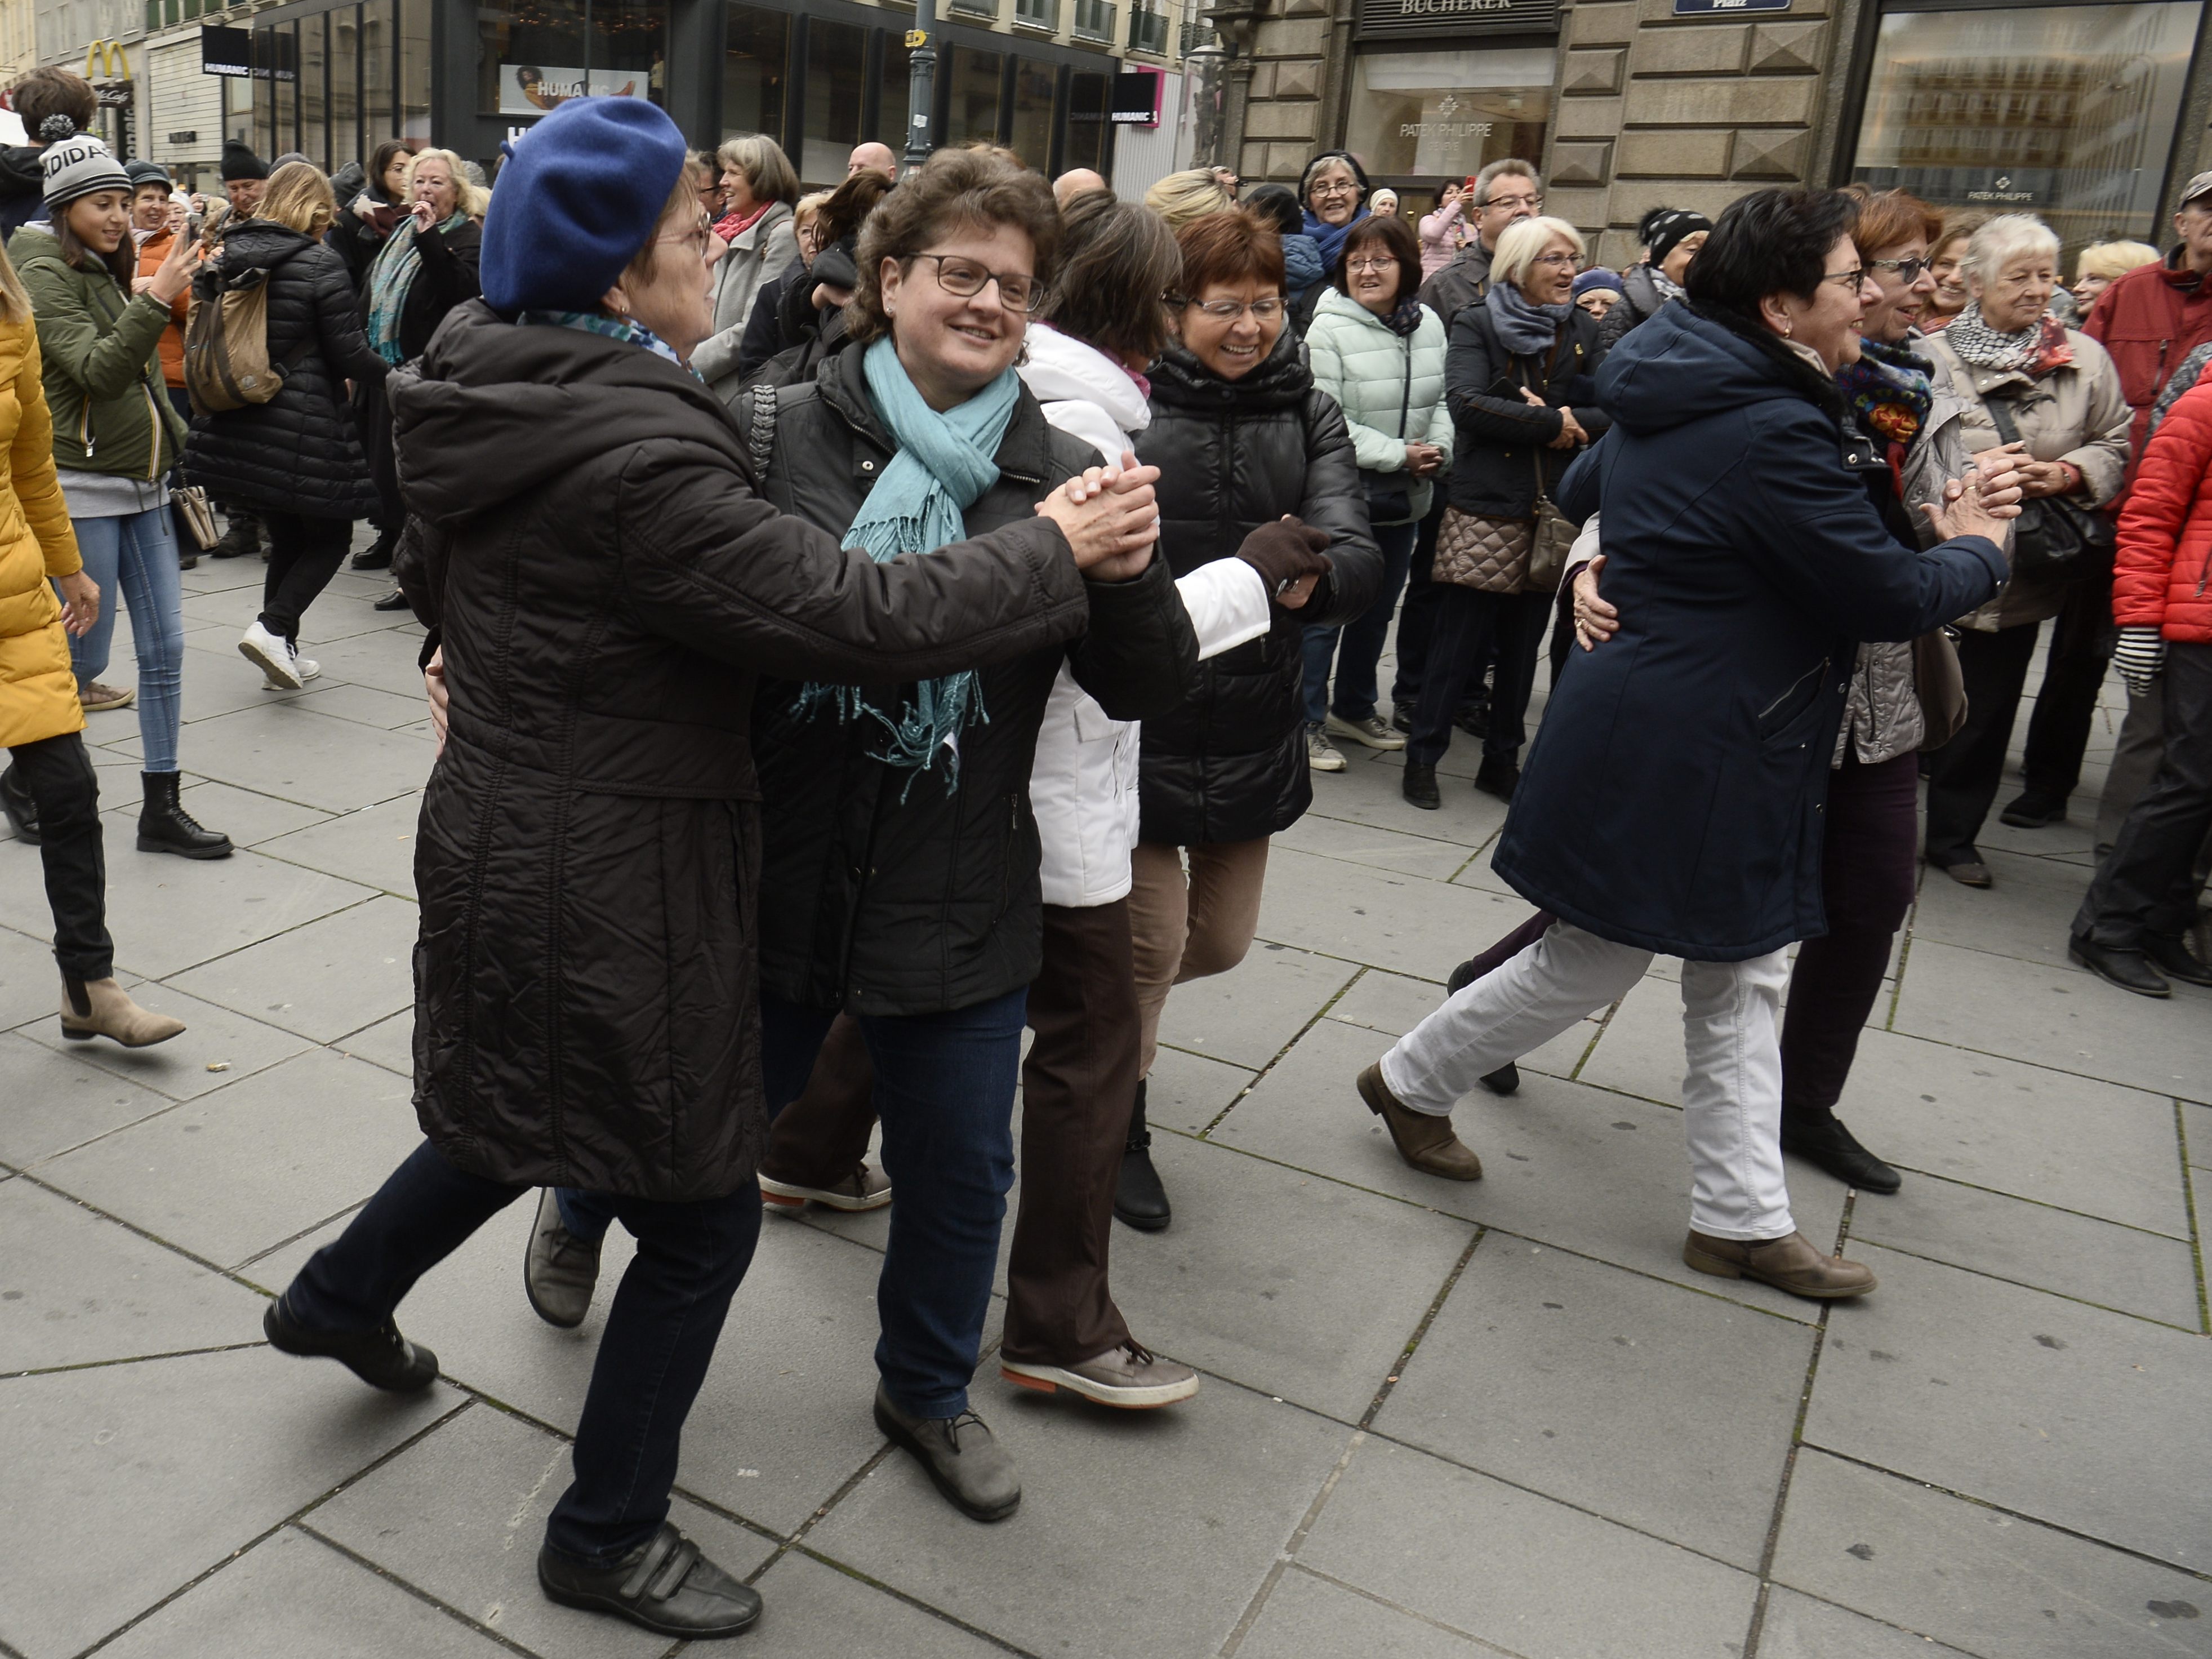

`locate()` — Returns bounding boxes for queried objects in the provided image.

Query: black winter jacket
[1445,301,1611,519]
[390,303,1100,1199]
[0,144,46,238]
[1135,331,1382,846]
[183,221,388,518]
[1597,262,1667,353]
[742,347,1198,1016]
[375,219,483,362]
[1417,239,1495,330]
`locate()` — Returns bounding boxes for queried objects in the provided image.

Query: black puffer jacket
[0,145,47,237]
[744,346,1198,1016]
[183,220,387,518]
[1445,300,1610,519]
[1135,330,1380,846]
[389,303,1100,1199]
[1597,262,1667,352]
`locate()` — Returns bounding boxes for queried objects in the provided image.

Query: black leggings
[259,512,354,644]
[6,731,113,980]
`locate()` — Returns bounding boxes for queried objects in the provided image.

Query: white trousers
[1379,922,1796,1242]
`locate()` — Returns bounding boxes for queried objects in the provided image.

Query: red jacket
[2112,377,2212,643]
[2084,250,2212,484]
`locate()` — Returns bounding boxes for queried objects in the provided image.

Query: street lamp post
[902,5,938,172]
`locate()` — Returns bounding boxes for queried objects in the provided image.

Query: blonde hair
[714,133,799,207]
[2075,240,2161,283]
[259,162,338,238]
[794,189,831,230]
[407,148,487,220]
[0,238,29,324]
[1144,168,1234,230]
[1492,215,1586,291]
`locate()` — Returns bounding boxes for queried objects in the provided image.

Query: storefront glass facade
[225,0,433,170]
[1346,46,1554,187]
[1850,0,2204,252]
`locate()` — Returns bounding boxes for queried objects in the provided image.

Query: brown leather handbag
[1913,626,1968,748]
[1434,334,1575,595]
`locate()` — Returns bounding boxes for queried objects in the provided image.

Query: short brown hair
[850,148,1060,346]
[1171,208,1285,301]
[1841,185,1943,259]
[815,168,893,250]
[259,162,338,237]
[11,68,96,141]
[1332,212,1421,309]
[1041,194,1181,366]
[715,134,800,208]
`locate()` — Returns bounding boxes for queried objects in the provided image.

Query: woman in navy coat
[1355,189,2009,1300]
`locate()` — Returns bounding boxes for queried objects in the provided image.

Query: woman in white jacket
[1300,211,1453,772]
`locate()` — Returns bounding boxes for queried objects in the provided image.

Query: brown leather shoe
[1683,1230,1876,1300]
[1358,1062,1482,1180]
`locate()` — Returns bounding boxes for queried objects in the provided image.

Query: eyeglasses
[1529,251,1578,270]
[658,218,715,259]
[1309,180,1360,199]
[1175,296,1287,322]
[1347,256,1399,274]
[908,251,1042,313]
[1867,256,1929,282]
[1484,193,1542,212]
[1819,267,1868,290]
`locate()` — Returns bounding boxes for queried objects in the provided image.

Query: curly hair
[849,148,1060,346]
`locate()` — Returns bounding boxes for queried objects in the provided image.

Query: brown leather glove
[1234,517,1333,595]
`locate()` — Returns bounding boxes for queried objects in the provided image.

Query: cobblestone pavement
[3,545,2209,1659]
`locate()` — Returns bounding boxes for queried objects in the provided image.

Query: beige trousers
[1127,837,1271,1077]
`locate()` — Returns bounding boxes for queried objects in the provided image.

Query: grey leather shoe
[538,1523,762,1639]
[873,1383,1021,1522]
[524,1188,602,1329]
[1002,1340,1200,1408]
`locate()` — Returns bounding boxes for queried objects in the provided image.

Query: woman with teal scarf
[738,149,1196,1524]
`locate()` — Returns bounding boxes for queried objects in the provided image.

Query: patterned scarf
[1835,336,1934,449]
[364,209,468,366]
[1381,293,1425,338]
[1941,304,2074,379]
[1650,266,1686,304]
[515,309,698,378]
[791,337,1021,786]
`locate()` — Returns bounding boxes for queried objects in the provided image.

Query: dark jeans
[1408,585,1551,767]
[284,1139,762,1566]
[1779,750,1920,1119]
[1303,519,1418,727]
[6,732,112,980]
[1389,493,1449,710]
[2075,641,2212,949]
[259,511,354,644]
[579,987,1029,1418]
[2020,571,2117,805]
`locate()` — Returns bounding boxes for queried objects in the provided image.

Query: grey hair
[1492,215,1585,291]
[1966,213,2060,286]
[1473,158,1538,208]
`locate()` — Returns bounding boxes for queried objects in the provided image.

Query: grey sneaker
[1305,722,1346,772]
[873,1383,1021,1522]
[1327,711,1407,751]
[523,1188,602,1329]
[1002,1340,1200,1408]
[759,1163,892,1213]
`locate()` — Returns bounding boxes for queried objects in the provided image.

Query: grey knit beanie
[41,132,132,211]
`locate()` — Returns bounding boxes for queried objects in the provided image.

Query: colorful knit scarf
[1835,336,1934,449]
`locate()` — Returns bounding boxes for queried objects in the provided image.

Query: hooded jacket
[740,345,1198,1016]
[2112,376,2212,644]
[182,220,388,517]
[1135,328,1382,846]
[2083,247,2212,482]
[1305,287,1454,524]
[1494,303,2006,960]
[0,145,48,238]
[388,301,1100,1198]
[0,318,88,750]
[1020,322,1274,908]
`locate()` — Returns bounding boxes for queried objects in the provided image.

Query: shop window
[300,10,330,170]
[1343,48,1552,184]
[362,0,395,139]
[271,23,300,157]
[1063,69,1107,174]
[1850,1,2202,252]
[878,35,913,157]
[593,0,669,107]
[331,5,362,178]
[1007,59,1056,174]
[399,0,431,140]
[802,19,869,184]
[945,46,1003,147]
[477,0,586,120]
[724,3,789,139]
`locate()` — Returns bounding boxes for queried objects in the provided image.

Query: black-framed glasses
[1867,256,1930,282]
[1309,180,1360,199]
[1819,267,1868,290]
[907,251,1043,313]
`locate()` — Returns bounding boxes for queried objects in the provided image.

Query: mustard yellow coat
[0,314,86,750]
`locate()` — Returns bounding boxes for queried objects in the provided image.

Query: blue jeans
[65,505,186,773]
[561,985,1028,1418]
[1302,518,1418,727]
[287,1140,762,1565]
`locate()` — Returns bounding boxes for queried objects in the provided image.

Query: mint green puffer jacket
[1304,285,1453,524]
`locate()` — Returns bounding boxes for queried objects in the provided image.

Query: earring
[1783,321,1793,338]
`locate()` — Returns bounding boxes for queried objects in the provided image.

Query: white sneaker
[265,656,319,689]
[1305,722,1346,772]
[239,620,302,691]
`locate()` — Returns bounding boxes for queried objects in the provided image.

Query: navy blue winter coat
[1492,303,2006,960]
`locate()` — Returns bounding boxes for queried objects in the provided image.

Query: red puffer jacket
[2112,378,2212,643]
[2084,251,2212,485]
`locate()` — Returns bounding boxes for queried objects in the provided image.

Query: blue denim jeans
[65,505,186,773]
[1302,518,1418,727]
[562,985,1028,1418]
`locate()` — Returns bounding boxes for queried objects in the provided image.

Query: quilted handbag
[1434,506,1532,593]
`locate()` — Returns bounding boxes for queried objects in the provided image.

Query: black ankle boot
[208,513,262,561]
[351,525,399,571]
[1779,1110,1902,1194]
[1,764,38,844]
[137,772,233,859]
[1114,1080,1171,1232]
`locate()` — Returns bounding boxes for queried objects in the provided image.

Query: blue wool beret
[480,97,689,315]
[1572,267,1624,298]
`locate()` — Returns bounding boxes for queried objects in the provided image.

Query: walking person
[265,100,1163,1640]
[1301,209,1450,772]
[0,233,188,1047]
[688,133,799,398]
[1919,214,2130,886]
[1597,207,1708,349]
[7,132,231,858]
[183,162,391,692]
[1402,213,1605,809]
[1125,207,1381,1227]
[1356,188,2007,1299]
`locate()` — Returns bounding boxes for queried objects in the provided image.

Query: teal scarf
[516,308,696,377]
[794,336,1020,783]
[365,210,466,366]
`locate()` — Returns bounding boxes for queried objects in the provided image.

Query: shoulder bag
[1912,625,1968,748]
[1981,394,2115,575]
[1358,340,1415,527]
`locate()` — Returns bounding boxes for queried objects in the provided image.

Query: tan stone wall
[1236,0,1335,184]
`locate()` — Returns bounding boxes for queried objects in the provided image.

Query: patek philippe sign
[1357,0,1558,39]
[1672,0,1788,14]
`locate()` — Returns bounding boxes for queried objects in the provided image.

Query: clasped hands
[1036,450,1163,582]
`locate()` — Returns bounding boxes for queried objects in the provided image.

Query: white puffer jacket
[1303,286,1454,523]
[1021,323,1273,907]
